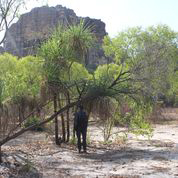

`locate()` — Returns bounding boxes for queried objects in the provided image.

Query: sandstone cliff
[4,5,109,68]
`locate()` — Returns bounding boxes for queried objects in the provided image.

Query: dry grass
[148,107,178,124]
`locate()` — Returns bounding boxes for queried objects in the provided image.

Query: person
[74,105,88,153]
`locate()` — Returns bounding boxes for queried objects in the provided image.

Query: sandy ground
[1,108,178,178]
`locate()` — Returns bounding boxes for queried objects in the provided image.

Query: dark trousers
[76,128,87,152]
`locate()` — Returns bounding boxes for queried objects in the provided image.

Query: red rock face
[4,5,109,68]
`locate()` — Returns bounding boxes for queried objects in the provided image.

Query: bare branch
[0,0,24,45]
[0,100,78,146]
[108,68,130,89]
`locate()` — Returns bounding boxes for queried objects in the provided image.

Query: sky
[24,0,178,37]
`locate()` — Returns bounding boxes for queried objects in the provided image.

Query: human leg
[76,130,81,153]
[82,129,87,152]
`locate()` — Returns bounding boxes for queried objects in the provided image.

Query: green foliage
[38,27,64,61]
[0,53,18,101]
[69,136,77,145]
[69,133,91,145]
[66,20,95,63]
[0,54,43,104]
[100,140,113,145]
[94,63,122,87]
[0,53,17,75]
[39,20,95,84]
[166,69,178,106]
[130,109,153,137]
[103,25,178,98]
[69,62,91,81]
[17,56,42,96]
[24,117,44,131]
[0,79,4,104]
[174,95,178,107]
[131,119,153,138]
[112,101,154,138]
[130,103,153,137]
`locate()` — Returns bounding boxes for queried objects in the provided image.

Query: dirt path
[1,109,178,177]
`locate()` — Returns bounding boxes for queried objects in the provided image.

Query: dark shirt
[74,110,88,131]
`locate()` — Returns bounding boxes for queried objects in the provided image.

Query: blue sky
[27,0,178,37]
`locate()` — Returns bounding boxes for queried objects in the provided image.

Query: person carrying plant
[74,105,88,153]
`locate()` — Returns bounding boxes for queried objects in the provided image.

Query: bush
[24,117,44,131]
[69,132,91,145]
[69,136,77,145]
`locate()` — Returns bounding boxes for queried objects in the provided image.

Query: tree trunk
[0,115,1,138]
[66,93,70,142]
[19,103,25,127]
[73,106,77,139]
[58,96,66,142]
[73,126,76,139]
[66,108,70,142]
[54,93,59,145]
[61,112,66,142]
[0,146,2,163]
[18,106,22,127]
[0,110,2,162]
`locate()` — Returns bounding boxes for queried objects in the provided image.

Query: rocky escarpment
[4,5,109,68]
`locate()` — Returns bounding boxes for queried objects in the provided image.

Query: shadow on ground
[80,146,177,164]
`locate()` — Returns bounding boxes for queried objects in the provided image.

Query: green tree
[0,53,17,100]
[103,25,178,98]
[0,54,43,162]
[39,20,95,144]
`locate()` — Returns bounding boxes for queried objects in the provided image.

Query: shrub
[69,136,77,145]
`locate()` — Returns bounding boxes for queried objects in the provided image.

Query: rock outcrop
[4,5,109,68]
